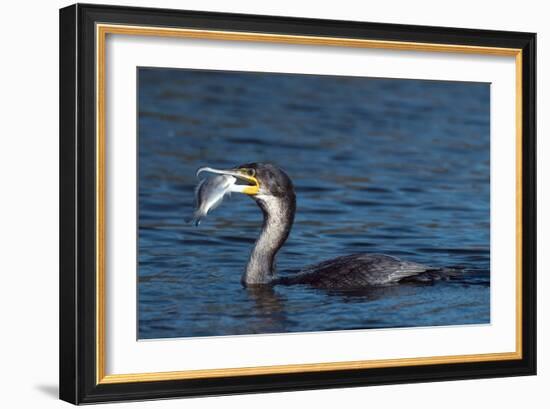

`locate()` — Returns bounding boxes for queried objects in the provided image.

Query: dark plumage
[276,254,457,289]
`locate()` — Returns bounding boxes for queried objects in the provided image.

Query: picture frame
[59,3,536,404]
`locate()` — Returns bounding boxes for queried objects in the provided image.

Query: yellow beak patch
[238,171,260,195]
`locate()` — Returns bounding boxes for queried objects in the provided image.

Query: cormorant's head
[235,163,294,199]
[196,162,294,200]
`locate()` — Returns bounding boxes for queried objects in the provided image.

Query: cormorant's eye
[245,169,256,177]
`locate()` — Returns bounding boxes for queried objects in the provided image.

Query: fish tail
[187,210,204,226]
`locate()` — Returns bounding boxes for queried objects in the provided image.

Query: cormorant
[197,163,457,289]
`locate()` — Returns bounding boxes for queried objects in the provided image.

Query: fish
[190,174,237,226]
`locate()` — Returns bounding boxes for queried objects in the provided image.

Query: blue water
[138,68,490,339]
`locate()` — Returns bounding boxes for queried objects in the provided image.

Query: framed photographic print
[59,3,536,404]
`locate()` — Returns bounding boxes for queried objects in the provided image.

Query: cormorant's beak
[196,166,260,195]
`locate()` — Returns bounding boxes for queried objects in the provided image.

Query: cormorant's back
[275,253,456,289]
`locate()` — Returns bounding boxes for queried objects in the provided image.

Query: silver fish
[190,174,237,226]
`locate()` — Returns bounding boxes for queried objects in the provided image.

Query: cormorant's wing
[278,253,432,289]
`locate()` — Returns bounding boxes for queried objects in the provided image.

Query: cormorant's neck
[242,193,295,286]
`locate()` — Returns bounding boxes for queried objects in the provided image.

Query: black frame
[60,3,536,404]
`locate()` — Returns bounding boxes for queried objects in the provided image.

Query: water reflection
[245,287,289,333]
